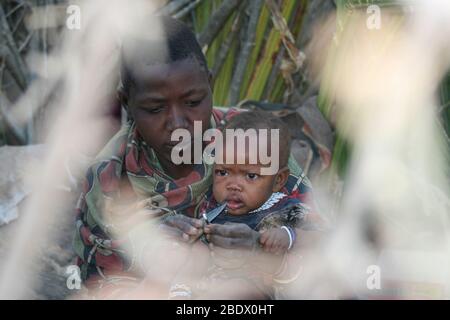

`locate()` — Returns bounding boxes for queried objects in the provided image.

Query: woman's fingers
[208,233,257,250]
[189,217,205,228]
[207,234,240,249]
[204,223,252,237]
[165,215,203,236]
[204,224,233,237]
[204,223,260,249]
[158,223,190,242]
[160,215,204,243]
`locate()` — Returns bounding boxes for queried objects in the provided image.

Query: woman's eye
[140,106,163,114]
[215,169,228,177]
[147,106,163,114]
[246,173,259,180]
[185,98,203,107]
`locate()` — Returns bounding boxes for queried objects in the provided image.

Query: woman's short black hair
[120,16,208,94]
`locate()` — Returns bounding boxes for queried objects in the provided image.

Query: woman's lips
[165,139,193,149]
[165,141,181,148]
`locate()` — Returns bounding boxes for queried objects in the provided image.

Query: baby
[169,110,308,299]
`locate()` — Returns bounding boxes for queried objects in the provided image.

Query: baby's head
[213,110,292,215]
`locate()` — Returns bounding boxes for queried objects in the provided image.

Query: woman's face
[127,58,213,164]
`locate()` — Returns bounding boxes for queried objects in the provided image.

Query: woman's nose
[166,105,188,131]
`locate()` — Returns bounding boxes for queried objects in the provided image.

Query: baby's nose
[226,183,242,192]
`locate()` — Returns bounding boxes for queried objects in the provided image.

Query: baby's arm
[259,226,295,255]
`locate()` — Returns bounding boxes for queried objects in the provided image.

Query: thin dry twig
[11,8,26,35]
[5,1,27,19]
[158,0,191,16]
[0,92,26,144]
[18,30,34,52]
[173,0,202,19]
[0,4,29,90]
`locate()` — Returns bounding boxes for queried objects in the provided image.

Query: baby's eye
[215,169,228,177]
[246,173,259,180]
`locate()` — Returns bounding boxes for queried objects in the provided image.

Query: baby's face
[212,162,280,215]
[212,134,289,215]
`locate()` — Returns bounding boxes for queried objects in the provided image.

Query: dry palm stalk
[211,8,244,79]
[262,45,285,101]
[228,0,264,105]
[265,0,305,101]
[197,0,240,51]
[290,0,336,106]
[264,0,305,102]
[265,0,305,70]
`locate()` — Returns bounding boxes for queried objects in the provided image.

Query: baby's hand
[259,227,291,255]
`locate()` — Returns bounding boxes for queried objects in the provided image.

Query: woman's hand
[159,214,204,242]
[203,222,260,250]
[204,223,288,274]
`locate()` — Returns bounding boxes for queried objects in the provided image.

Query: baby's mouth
[225,197,245,211]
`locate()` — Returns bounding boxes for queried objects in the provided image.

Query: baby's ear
[272,167,290,192]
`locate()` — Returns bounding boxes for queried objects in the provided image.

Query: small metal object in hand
[202,202,227,224]
[188,203,227,244]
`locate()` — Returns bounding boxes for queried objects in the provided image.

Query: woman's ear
[117,85,129,110]
[208,70,214,91]
[272,167,290,192]
[117,86,134,121]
